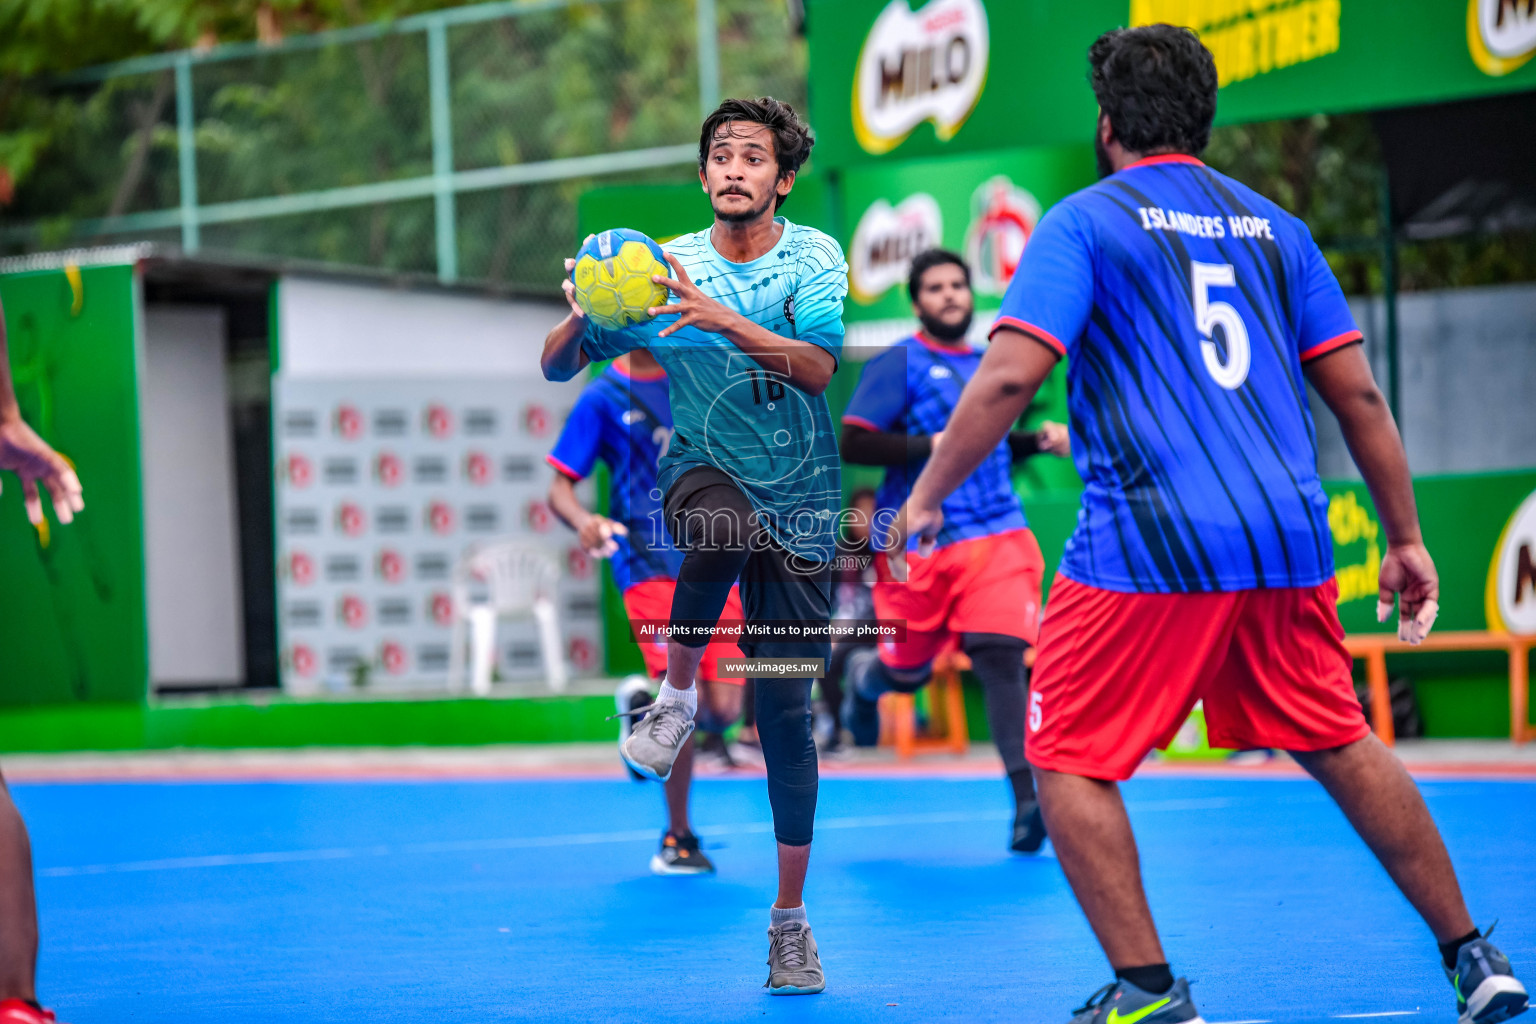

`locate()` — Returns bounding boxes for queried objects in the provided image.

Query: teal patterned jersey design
[581,218,848,563]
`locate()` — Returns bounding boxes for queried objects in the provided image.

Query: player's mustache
[719,187,752,197]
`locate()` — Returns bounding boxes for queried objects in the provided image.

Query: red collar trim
[915,330,975,355]
[1124,153,1205,170]
[612,360,666,382]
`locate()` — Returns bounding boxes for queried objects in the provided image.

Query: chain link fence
[3,0,808,292]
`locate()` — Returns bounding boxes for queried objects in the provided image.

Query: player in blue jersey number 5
[541,97,847,997]
[889,25,1527,1024]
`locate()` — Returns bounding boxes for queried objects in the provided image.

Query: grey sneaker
[765,920,825,995]
[1446,929,1529,1024]
[1067,977,1204,1024]
[618,698,694,782]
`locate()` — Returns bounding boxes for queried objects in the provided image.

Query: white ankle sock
[771,904,807,927]
[658,681,697,715]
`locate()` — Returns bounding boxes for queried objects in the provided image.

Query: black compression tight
[962,633,1031,779]
[755,677,818,846]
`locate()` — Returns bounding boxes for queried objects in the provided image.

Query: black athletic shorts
[663,466,833,665]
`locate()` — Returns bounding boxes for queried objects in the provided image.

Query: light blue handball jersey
[579,218,849,563]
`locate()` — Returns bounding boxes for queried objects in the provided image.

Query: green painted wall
[0,692,616,754]
[0,263,148,707]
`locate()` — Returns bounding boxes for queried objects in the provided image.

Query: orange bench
[878,650,972,759]
[1343,631,1535,746]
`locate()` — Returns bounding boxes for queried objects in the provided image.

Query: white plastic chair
[447,540,567,695]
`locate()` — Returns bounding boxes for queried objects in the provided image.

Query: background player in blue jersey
[839,249,1070,854]
[541,97,846,996]
[890,26,1527,1024]
[546,348,749,876]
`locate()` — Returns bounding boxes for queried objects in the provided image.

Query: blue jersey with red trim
[993,155,1361,593]
[843,334,1026,551]
[546,363,684,594]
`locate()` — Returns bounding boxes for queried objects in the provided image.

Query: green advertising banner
[0,263,149,706]
[806,0,1536,169]
[839,143,1097,322]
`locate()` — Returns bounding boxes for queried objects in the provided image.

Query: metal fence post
[697,0,720,118]
[428,19,458,284]
[175,54,200,253]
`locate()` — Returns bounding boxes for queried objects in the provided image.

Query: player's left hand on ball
[1376,541,1439,645]
[0,414,84,526]
[1038,420,1071,457]
[650,254,736,337]
[562,259,586,319]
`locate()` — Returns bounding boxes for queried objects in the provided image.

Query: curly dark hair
[907,248,971,302]
[698,97,815,210]
[1088,25,1218,157]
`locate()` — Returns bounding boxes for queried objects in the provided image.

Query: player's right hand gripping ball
[570,228,671,331]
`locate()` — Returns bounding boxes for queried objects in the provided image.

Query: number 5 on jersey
[1191,261,1250,390]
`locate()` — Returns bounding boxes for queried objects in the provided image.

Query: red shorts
[621,579,746,683]
[872,529,1045,670]
[1027,575,1370,780]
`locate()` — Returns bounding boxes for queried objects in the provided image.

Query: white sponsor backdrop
[273,278,599,694]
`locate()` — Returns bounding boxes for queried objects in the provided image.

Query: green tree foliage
[0,0,809,289]
[1207,114,1536,293]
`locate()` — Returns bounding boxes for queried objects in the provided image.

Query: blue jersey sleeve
[546,386,606,481]
[990,202,1093,358]
[580,319,643,363]
[791,238,849,363]
[841,346,908,432]
[1294,224,1363,362]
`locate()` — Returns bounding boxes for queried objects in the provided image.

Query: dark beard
[713,190,774,223]
[918,309,972,342]
[1095,133,1115,179]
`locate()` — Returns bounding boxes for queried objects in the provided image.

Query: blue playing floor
[13,771,1535,1023]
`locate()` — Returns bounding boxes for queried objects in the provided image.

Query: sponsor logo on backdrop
[380,641,408,675]
[375,452,403,487]
[524,404,551,437]
[426,501,456,536]
[853,0,989,155]
[290,644,317,678]
[339,595,368,629]
[568,547,593,580]
[377,549,405,583]
[1130,0,1341,88]
[850,194,944,304]
[526,499,553,533]
[1468,0,1536,75]
[286,453,314,488]
[425,403,453,439]
[1487,488,1536,633]
[337,502,366,537]
[289,551,315,586]
[569,636,596,672]
[334,403,364,440]
[964,176,1041,296]
[465,451,492,486]
[429,592,454,627]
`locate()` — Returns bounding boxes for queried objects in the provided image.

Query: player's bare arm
[0,298,84,526]
[541,258,594,382]
[650,253,834,395]
[889,327,1059,569]
[547,472,627,559]
[1304,341,1438,643]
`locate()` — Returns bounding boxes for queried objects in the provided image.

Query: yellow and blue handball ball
[570,228,671,331]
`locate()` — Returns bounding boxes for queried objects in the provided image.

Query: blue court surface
[13,772,1535,1023]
